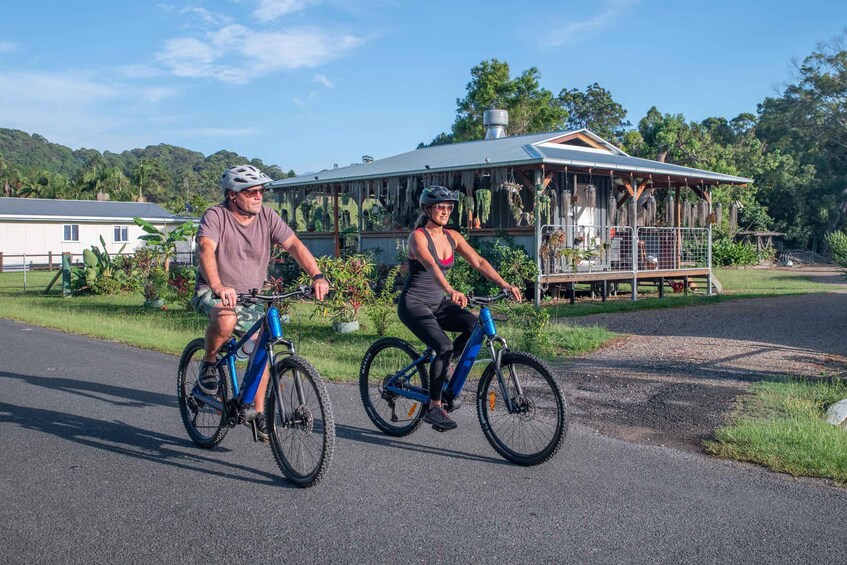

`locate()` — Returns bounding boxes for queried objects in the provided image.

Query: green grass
[542,266,841,318]
[716,267,841,294]
[705,378,847,484]
[0,270,612,382]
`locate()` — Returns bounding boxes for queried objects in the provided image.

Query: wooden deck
[540,268,710,284]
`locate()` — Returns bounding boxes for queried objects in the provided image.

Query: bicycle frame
[384,302,521,412]
[192,302,295,414]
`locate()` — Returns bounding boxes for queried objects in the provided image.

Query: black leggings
[398,296,478,402]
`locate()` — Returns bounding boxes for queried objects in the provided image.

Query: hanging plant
[475,189,492,225]
[585,184,597,208]
[341,193,350,205]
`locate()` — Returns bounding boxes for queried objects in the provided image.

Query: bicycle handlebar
[467,289,511,306]
[236,285,313,304]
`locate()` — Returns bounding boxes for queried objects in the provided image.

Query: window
[63,224,79,241]
[114,226,129,242]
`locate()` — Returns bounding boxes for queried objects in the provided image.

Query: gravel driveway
[552,268,847,452]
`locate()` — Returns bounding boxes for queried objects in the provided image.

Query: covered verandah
[267,129,752,305]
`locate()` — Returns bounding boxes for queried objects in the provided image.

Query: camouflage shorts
[190,287,265,333]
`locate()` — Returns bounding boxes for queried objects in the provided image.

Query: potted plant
[308,255,374,332]
[143,267,168,308]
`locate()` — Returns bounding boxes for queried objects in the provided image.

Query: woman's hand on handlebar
[447,288,468,308]
[504,285,523,303]
[312,277,330,301]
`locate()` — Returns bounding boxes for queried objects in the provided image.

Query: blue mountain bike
[359,291,567,466]
[177,286,335,488]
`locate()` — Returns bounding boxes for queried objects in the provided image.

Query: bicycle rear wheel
[177,338,230,448]
[476,351,567,466]
[359,337,427,436]
[266,356,335,488]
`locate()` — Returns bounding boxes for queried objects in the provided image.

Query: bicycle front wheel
[359,337,427,436]
[476,351,567,466]
[266,356,335,488]
[177,338,230,448]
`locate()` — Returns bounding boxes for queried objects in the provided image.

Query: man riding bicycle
[191,165,329,441]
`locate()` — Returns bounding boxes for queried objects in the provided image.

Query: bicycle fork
[486,337,526,414]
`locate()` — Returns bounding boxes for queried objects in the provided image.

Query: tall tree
[451,59,567,142]
[559,83,630,142]
[756,34,847,248]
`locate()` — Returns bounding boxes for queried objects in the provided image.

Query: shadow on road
[0,396,296,488]
[0,370,177,408]
[334,423,507,465]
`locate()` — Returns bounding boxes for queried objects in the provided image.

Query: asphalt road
[1,319,845,564]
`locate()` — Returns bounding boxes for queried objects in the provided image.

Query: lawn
[541,266,840,318]
[0,271,612,381]
[705,377,847,485]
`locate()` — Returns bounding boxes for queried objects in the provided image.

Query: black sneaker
[422,405,457,431]
[197,361,219,395]
[253,413,269,442]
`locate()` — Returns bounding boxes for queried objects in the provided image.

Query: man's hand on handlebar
[213,285,238,308]
[312,277,329,301]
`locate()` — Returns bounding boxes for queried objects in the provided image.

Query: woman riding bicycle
[398,185,522,431]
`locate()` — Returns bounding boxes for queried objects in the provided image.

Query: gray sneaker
[197,361,219,395]
[422,405,457,431]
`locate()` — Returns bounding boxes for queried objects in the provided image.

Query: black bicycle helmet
[220,165,272,197]
[419,185,459,210]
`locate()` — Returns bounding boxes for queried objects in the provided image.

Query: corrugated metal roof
[269,128,752,188]
[0,197,188,221]
[536,144,753,184]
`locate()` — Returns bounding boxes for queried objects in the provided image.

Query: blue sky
[1,0,845,174]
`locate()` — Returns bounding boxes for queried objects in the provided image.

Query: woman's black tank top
[401,228,456,305]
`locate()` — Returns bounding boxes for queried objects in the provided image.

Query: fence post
[62,252,72,297]
[49,251,53,270]
[0,251,3,273]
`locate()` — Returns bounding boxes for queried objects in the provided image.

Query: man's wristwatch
[312,273,325,281]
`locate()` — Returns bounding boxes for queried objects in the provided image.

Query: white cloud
[155,25,364,84]
[253,0,310,22]
[0,41,19,54]
[181,6,231,26]
[542,0,640,48]
[312,73,333,88]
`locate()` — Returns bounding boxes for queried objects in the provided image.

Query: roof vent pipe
[483,109,508,140]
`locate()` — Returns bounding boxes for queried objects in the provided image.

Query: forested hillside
[0,128,294,213]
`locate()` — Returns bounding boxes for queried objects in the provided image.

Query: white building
[0,197,195,270]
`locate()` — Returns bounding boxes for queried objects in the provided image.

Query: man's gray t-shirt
[195,203,294,294]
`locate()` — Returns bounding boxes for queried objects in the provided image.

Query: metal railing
[539,224,709,276]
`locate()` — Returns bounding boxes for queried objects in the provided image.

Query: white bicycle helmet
[220,165,272,197]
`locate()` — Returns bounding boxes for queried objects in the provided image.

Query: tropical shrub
[368,265,401,337]
[505,303,553,356]
[269,244,304,288]
[825,230,847,278]
[167,265,196,309]
[307,254,374,323]
[71,236,129,295]
[712,238,759,266]
[447,238,537,296]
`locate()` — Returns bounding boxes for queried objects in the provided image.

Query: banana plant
[133,217,197,273]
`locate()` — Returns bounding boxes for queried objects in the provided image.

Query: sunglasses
[240,188,266,198]
[433,203,454,212]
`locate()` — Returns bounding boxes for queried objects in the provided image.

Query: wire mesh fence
[540,224,709,277]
